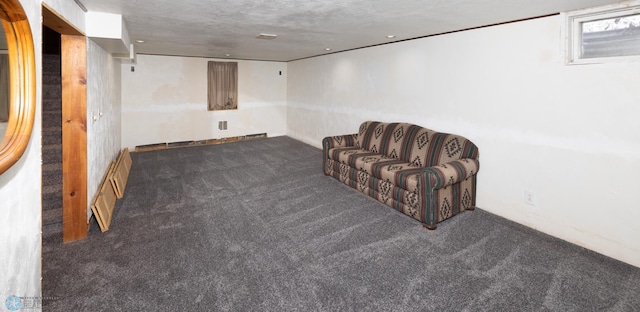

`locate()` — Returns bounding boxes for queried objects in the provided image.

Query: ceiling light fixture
[324,48,331,51]
[256,33,278,40]
[225,54,231,57]
[386,35,396,39]
[135,40,145,43]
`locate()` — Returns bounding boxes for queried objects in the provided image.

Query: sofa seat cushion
[329,147,424,191]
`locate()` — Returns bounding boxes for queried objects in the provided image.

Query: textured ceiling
[78,0,621,62]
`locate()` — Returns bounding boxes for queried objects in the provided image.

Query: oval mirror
[0,0,36,174]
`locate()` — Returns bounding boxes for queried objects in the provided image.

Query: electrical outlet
[524,190,536,206]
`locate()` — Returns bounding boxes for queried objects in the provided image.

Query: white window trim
[562,0,640,65]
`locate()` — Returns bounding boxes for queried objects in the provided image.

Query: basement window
[207,61,238,111]
[563,2,640,64]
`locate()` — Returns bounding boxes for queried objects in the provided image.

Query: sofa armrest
[424,158,479,189]
[322,134,358,175]
[322,134,358,153]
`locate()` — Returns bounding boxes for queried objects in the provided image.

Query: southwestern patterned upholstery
[323,121,480,230]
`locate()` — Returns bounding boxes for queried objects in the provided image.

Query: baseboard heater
[134,133,268,153]
[91,148,132,232]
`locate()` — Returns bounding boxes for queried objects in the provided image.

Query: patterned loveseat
[323,121,480,230]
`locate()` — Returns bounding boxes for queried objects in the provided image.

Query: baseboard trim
[134,133,268,153]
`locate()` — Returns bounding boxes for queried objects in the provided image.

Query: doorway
[42,4,88,243]
[41,25,62,237]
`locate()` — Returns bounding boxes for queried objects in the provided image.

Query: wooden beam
[61,35,88,242]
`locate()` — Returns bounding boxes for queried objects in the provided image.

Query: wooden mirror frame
[0,0,35,174]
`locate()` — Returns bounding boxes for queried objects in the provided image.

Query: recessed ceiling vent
[256,33,278,40]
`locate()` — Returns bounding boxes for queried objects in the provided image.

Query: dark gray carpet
[42,136,640,311]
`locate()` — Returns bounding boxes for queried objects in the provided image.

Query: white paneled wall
[0,0,42,301]
[287,16,640,267]
[87,39,122,219]
[120,55,287,149]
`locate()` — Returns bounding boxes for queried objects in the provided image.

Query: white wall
[121,55,287,149]
[87,39,122,219]
[0,0,42,301]
[42,0,85,33]
[287,16,640,268]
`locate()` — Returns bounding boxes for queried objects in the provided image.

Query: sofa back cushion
[357,121,397,155]
[357,121,479,167]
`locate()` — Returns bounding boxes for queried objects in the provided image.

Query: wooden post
[61,35,88,242]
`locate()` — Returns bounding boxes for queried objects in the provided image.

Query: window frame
[562,1,640,65]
